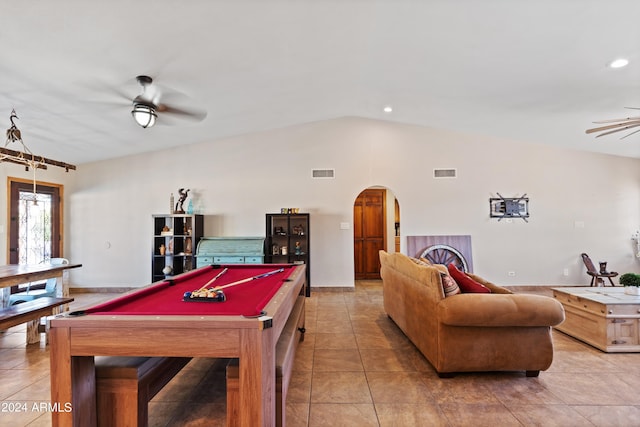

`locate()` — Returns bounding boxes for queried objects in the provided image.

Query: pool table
[49,263,306,427]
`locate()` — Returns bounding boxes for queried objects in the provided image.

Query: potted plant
[619,273,640,295]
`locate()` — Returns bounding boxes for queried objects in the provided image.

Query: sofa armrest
[437,294,565,327]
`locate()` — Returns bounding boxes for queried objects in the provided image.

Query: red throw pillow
[447,263,491,294]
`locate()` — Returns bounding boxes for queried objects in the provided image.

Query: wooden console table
[552,287,640,352]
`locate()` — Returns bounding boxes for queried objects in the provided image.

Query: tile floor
[1,281,640,426]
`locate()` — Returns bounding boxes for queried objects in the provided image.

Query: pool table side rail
[50,265,305,328]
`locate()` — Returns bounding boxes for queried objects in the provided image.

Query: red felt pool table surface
[84,264,296,317]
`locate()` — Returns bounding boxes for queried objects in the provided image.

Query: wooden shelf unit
[152,214,203,282]
[265,213,310,297]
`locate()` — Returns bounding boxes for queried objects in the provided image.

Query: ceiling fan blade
[586,120,640,134]
[595,122,640,138]
[81,76,141,102]
[104,86,134,103]
[620,127,640,139]
[592,116,640,124]
[160,104,207,122]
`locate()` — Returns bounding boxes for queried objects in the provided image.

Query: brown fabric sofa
[379,250,565,377]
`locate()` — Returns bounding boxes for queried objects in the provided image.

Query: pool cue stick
[213,268,285,291]
[196,267,228,292]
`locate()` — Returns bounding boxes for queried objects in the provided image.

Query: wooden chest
[552,287,640,352]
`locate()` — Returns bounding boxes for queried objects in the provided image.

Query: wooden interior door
[354,188,386,280]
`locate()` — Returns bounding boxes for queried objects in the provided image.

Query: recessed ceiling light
[609,58,629,69]
[383,105,393,113]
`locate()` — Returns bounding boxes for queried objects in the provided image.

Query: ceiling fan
[128,75,207,128]
[586,107,640,139]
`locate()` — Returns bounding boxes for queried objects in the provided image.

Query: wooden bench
[0,296,74,344]
[227,295,306,427]
[95,356,191,427]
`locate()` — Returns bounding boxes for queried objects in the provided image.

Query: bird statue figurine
[6,109,21,144]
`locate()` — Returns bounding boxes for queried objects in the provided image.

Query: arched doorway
[353,187,399,280]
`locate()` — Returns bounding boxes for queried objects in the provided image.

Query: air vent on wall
[433,168,457,178]
[312,169,335,179]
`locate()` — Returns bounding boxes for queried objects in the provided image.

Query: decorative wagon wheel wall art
[420,244,469,272]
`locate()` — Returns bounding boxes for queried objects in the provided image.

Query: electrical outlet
[508,271,516,277]
[563,268,569,276]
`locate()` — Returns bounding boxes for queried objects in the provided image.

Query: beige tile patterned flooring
[1,281,640,426]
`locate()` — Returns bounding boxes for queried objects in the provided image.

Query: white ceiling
[2,0,640,166]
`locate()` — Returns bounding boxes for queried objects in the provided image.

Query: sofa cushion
[447,264,491,293]
[440,273,461,297]
[438,294,566,327]
[410,257,432,266]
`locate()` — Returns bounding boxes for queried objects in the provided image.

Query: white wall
[9,116,638,289]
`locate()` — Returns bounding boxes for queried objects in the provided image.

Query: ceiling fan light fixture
[609,58,629,69]
[131,103,157,128]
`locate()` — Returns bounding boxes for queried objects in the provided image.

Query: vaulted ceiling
[2,0,639,165]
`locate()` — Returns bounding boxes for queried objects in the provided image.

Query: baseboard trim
[310,286,355,293]
[504,284,585,291]
[70,287,135,294]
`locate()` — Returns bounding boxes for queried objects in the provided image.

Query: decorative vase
[624,286,640,296]
[169,193,175,214]
[599,262,608,274]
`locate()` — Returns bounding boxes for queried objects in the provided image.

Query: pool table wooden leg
[50,327,97,427]
[239,327,276,427]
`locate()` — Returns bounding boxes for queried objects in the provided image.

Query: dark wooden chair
[581,253,618,286]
